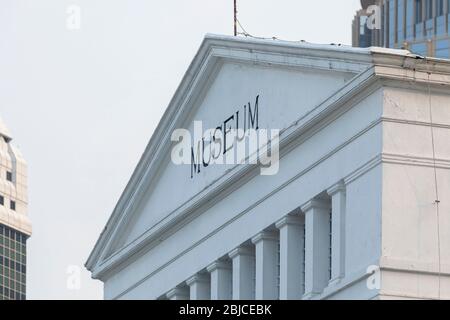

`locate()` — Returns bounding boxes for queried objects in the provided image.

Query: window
[0,196,3,206]
[277,241,280,298]
[411,42,428,55]
[437,0,445,16]
[425,0,433,19]
[302,223,306,294]
[252,256,256,298]
[6,171,12,182]
[10,201,15,211]
[398,0,406,43]
[406,0,415,39]
[416,0,423,23]
[389,0,397,47]
[435,39,450,58]
[329,209,333,281]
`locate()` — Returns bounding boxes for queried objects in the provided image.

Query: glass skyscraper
[0,117,31,300]
[353,0,450,58]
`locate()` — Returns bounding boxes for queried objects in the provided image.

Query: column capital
[229,246,254,259]
[275,215,304,229]
[186,273,210,286]
[327,181,346,196]
[166,287,189,300]
[251,230,278,245]
[300,199,330,213]
[207,260,231,273]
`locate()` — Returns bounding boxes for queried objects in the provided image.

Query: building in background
[0,117,31,300]
[353,0,450,58]
[87,35,450,300]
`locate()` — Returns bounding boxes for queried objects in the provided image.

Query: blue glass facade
[406,0,415,40]
[389,0,396,47]
[354,0,450,59]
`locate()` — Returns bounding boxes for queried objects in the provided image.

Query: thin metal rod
[234,0,237,36]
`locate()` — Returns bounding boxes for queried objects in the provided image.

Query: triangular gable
[86,34,378,279]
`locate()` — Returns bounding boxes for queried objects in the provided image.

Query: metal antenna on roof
[234,0,238,36]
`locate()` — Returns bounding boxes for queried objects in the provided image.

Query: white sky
[0,0,361,299]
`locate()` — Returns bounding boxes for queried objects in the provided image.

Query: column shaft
[207,261,232,300]
[328,182,346,285]
[302,199,331,298]
[187,274,211,300]
[252,231,279,300]
[229,246,255,300]
[276,215,305,300]
[166,287,190,300]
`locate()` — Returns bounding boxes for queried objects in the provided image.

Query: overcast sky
[0,0,361,300]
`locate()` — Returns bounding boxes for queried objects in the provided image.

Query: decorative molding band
[380,256,450,276]
[382,153,450,170]
[381,116,450,130]
[210,47,369,74]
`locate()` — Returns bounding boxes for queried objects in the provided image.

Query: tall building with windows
[353,0,450,58]
[0,117,31,300]
[87,35,450,300]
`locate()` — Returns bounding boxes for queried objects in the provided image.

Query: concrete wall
[380,87,450,299]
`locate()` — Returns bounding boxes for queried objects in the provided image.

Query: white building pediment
[86,34,450,284]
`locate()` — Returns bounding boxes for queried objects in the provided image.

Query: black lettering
[202,137,211,168]
[223,115,235,155]
[190,144,201,179]
[212,126,222,160]
[248,95,259,130]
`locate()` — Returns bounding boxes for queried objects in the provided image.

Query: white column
[301,199,331,299]
[327,182,346,286]
[186,274,211,300]
[276,215,305,300]
[166,286,190,300]
[251,231,279,300]
[207,261,232,300]
[229,246,255,300]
